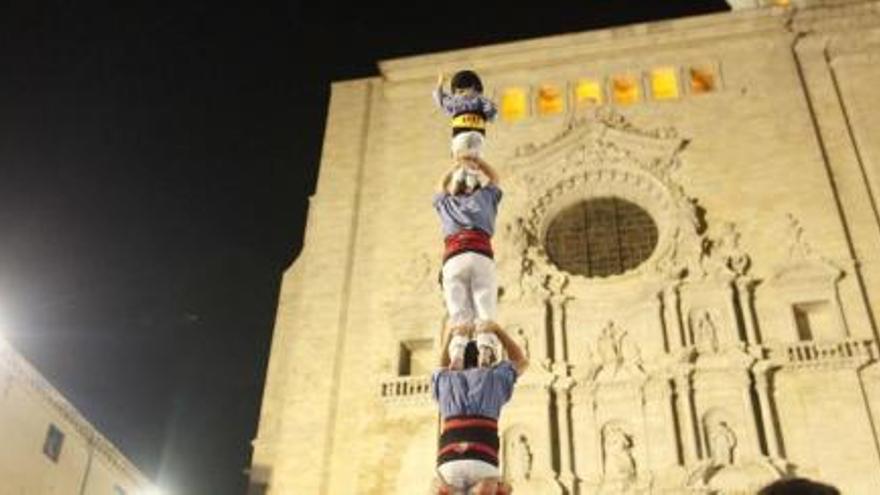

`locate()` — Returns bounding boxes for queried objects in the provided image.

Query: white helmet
[447,334,469,370]
[476,331,502,367]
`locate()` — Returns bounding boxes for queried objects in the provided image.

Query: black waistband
[452,126,487,136]
[437,416,499,467]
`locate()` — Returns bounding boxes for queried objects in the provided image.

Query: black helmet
[451,70,483,94]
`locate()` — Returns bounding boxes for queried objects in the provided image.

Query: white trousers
[451,131,485,159]
[437,460,500,494]
[442,252,497,327]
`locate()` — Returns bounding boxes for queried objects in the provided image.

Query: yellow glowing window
[536,84,564,116]
[574,79,603,107]
[500,87,528,122]
[650,68,680,100]
[611,75,640,105]
[773,0,790,6]
[689,67,716,94]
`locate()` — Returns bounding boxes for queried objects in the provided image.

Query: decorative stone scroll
[700,222,752,279]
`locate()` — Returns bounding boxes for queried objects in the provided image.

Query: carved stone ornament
[785,213,825,264]
[513,326,531,361]
[586,321,645,382]
[700,222,752,279]
[498,109,706,295]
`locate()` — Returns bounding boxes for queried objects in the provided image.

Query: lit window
[689,66,716,94]
[774,0,791,5]
[43,424,64,462]
[574,79,603,108]
[500,87,528,122]
[611,75,640,105]
[650,67,680,100]
[536,84,564,116]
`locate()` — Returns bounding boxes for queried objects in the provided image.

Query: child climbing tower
[433,70,498,159]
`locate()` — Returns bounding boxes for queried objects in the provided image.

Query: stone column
[646,379,682,468]
[663,285,687,350]
[735,278,760,345]
[673,370,700,464]
[740,372,765,459]
[550,294,571,364]
[753,363,783,458]
[553,376,578,493]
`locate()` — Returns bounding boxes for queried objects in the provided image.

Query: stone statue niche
[703,411,738,467]
[689,309,721,355]
[506,432,534,483]
[500,425,565,495]
[687,409,783,494]
[601,422,637,484]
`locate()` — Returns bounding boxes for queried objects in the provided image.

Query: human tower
[429,69,529,495]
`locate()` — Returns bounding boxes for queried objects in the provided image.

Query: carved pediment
[768,214,844,287]
[771,260,844,287]
[510,107,686,174]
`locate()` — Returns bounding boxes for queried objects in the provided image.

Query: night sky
[0,2,728,494]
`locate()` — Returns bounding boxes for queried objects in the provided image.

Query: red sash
[444,229,493,262]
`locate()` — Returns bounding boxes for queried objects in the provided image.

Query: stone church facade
[251,1,880,493]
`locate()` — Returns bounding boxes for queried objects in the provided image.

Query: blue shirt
[432,361,518,420]
[433,88,498,121]
[433,184,502,238]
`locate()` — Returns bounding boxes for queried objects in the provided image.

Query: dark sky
[0,2,728,494]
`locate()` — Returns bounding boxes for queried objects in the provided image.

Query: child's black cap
[451,70,483,94]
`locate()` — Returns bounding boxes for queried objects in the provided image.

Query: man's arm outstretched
[492,325,528,376]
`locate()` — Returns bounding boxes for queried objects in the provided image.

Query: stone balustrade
[767,338,876,369]
[379,375,432,404]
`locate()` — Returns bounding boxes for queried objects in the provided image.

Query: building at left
[0,336,155,494]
